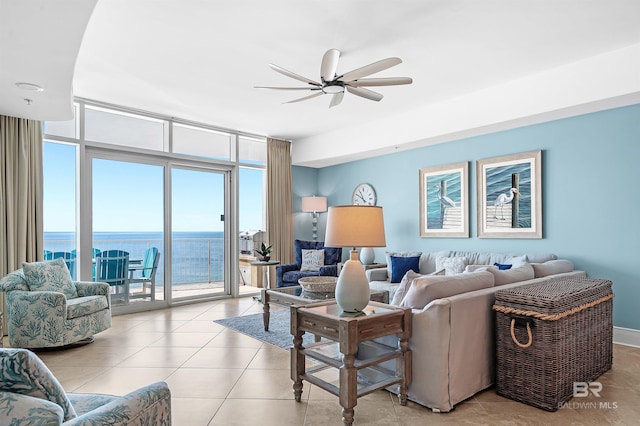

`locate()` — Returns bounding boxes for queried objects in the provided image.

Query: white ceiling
[2,1,640,166]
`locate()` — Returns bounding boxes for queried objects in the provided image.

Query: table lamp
[324,205,386,312]
[301,196,327,241]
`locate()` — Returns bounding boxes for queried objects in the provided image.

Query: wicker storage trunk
[493,277,613,411]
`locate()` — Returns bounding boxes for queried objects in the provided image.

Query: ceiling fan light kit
[255,48,412,107]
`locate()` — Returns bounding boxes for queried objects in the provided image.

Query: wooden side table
[291,301,411,426]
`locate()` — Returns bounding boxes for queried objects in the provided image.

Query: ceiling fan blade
[284,92,324,104]
[268,63,321,86]
[347,77,413,87]
[321,49,340,82]
[339,57,402,82]
[346,86,383,102]
[329,92,344,108]
[254,86,315,90]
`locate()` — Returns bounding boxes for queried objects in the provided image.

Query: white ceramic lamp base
[335,250,370,313]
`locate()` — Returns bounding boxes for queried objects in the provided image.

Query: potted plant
[255,242,273,261]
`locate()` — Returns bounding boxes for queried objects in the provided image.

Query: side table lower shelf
[300,340,404,399]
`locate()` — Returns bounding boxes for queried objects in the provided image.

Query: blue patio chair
[52,251,76,280]
[71,248,102,279]
[129,247,160,301]
[95,250,130,304]
[43,250,53,260]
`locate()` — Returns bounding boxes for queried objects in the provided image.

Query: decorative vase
[360,247,375,265]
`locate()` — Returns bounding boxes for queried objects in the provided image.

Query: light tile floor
[21,297,640,425]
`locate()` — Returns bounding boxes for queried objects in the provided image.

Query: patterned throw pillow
[0,349,77,420]
[22,258,78,299]
[435,256,468,275]
[300,249,325,272]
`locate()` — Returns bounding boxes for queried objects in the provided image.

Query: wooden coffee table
[261,285,388,332]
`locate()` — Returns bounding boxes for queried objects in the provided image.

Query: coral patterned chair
[0,348,171,425]
[0,258,111,349]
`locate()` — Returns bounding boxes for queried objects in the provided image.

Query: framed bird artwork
[476,150,542,238]
[418,161,469,238]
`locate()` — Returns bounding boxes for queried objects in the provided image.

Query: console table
[291,300,411,426]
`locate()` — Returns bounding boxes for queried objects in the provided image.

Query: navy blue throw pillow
[390,256,420,283]
[493,262,512,270]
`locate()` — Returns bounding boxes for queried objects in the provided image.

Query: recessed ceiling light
[15,82,44,92]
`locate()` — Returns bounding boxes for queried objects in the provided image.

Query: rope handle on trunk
[510,319,532,348]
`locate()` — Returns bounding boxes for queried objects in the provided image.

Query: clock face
[352,183,377,206]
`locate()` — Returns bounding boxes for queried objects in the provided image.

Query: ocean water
[44,231,225,284]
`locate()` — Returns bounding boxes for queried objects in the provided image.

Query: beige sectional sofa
[364,251,585,412]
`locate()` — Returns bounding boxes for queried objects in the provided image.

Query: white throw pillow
[509,255,529,268]
[435,256,468,275]
[300,249,324,272]
[390,269,423,306]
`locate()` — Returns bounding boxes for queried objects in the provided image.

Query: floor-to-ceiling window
[43,100,267,313]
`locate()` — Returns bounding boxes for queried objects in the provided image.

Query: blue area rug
[214,309,315,350]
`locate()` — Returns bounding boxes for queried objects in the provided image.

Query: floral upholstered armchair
[276,240,342,288]
[0,258,112,349]
[0,348,172,425]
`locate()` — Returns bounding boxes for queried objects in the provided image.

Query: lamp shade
[324,205,386,248]
[301,196,327,213]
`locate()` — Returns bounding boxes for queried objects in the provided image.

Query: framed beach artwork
[419,161,469,238]
[476,150,542,238]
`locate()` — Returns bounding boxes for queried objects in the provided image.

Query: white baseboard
[613,326,640,348]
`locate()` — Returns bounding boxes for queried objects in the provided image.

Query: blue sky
[43,142,264,233]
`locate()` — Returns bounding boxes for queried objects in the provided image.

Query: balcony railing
[43,237,225,285]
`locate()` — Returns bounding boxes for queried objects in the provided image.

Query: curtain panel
[0,115,44,333]
[266,137,294,265]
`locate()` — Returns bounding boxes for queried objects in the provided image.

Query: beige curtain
[266,137,294,265]
[1,115,44,333]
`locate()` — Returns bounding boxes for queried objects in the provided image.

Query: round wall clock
[352,183,377,206]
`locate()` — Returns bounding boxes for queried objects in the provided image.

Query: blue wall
[293,104,640,330]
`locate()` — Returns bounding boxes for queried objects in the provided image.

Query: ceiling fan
[255,49,412,108]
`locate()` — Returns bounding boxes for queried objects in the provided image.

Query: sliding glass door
[171,167,228,300]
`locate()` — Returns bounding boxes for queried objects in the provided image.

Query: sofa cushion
[390,256,420,283]
[0,269,29,292]
[22,258,78,299]
[532,259,574,278]
[300,249,324,272]
[0,349,77,420]
[66,295,109,320]
[399,270,495,309]
[436,256,468,275]
[486,262,535,286]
